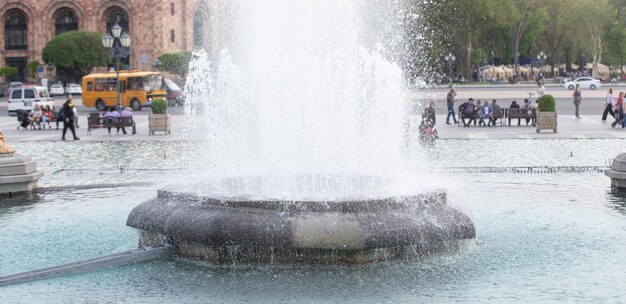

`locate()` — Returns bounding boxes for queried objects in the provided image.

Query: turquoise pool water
[1,140,625,303]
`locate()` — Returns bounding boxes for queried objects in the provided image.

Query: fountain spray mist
[182,0,427,198]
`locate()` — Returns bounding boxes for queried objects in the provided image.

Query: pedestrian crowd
[420,79,626,141]
[15,94,139,140]
[603,88,626,128]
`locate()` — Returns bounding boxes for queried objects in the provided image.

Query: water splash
[182,0,425,198]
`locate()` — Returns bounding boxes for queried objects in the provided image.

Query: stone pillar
[605,153,626,191]
[0,131,43,197]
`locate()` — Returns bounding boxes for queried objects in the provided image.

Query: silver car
[66,83,83,95]
[564,77,601,90]
[49,84,65,96]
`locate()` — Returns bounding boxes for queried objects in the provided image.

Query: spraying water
[182,0,423,199]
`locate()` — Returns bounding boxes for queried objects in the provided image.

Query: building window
[55,10,78,35]
[170,3,175,15]
[171,30,175,43]
[193,11,203,48]
[4,10,27,50]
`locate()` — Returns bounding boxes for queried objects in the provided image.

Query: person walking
[536,81,545,98]
[602,88,616,122]
[573,84,582,119]
[61,94,79,140]
[73,106,79,128]
[445,87,458,125]
[612,92,624,128]
[617,98,626,128]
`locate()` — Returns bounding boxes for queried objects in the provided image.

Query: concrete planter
[148,112,171,135]
[536,111,557,133]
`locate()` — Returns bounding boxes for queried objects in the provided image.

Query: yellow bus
[82,71,167,111]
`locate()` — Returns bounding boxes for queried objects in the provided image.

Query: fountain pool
[1,140,625,302]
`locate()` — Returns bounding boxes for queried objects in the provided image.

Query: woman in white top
[602,88,615,122]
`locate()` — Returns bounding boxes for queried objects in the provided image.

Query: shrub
[158,52,192,79]
[151,98,168,114]
[0,66,18,79]
[538,94,556,112]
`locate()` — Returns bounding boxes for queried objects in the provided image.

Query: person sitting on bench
[103,107,121,134]
[461,98,477,127]
[119,107,134,135]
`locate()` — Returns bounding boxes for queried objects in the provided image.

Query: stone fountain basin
[126,176,475,263]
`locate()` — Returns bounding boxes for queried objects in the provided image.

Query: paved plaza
[1,85,626,142]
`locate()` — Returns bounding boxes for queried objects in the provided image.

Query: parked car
[164,78,184,106]
[49,84,65,96]
[564,77,601,90]
[8,86,55,116]
[66,83,83,95]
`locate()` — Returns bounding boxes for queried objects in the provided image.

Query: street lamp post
[101,23,132,112]
[537,51,547,82]
[444,52,456,85]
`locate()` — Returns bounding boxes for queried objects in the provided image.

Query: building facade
[0,0,221,83]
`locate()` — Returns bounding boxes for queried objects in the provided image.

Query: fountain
[5,2,626,299]
[0,130,43,196]
[127,0,475,263]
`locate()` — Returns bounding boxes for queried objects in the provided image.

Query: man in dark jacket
[62,94,79,140]
[461,98,477,127]
[445,88,458,125]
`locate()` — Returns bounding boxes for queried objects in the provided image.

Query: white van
[8,86,55,116]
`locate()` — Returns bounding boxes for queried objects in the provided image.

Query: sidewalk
[429,114,626,139]
[415,82,626,90]
[0,114,181,142]
[1,112,625,142]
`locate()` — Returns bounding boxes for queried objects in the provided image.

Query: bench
[87,114,136,135]
[508,108,536,126]
[490,108,505,126]
[459,111,479,127]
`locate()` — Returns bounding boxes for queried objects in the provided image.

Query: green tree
[25,60,40,80]
[42,31,108,81]
[502,0,547,77]
[561,0,614,78]
[604,22,626,72]
[536,0,570,72]
[415,0,509,80]
[0,66,18,79]
[158,52,192,79]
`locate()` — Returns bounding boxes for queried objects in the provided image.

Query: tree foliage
[604,22,626,70]
[405,0,626,80]
[0,67,18,79]
[26,60,40,80]
[158,52,192,79]
[560,0,614,77]
[42,31,108,80]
